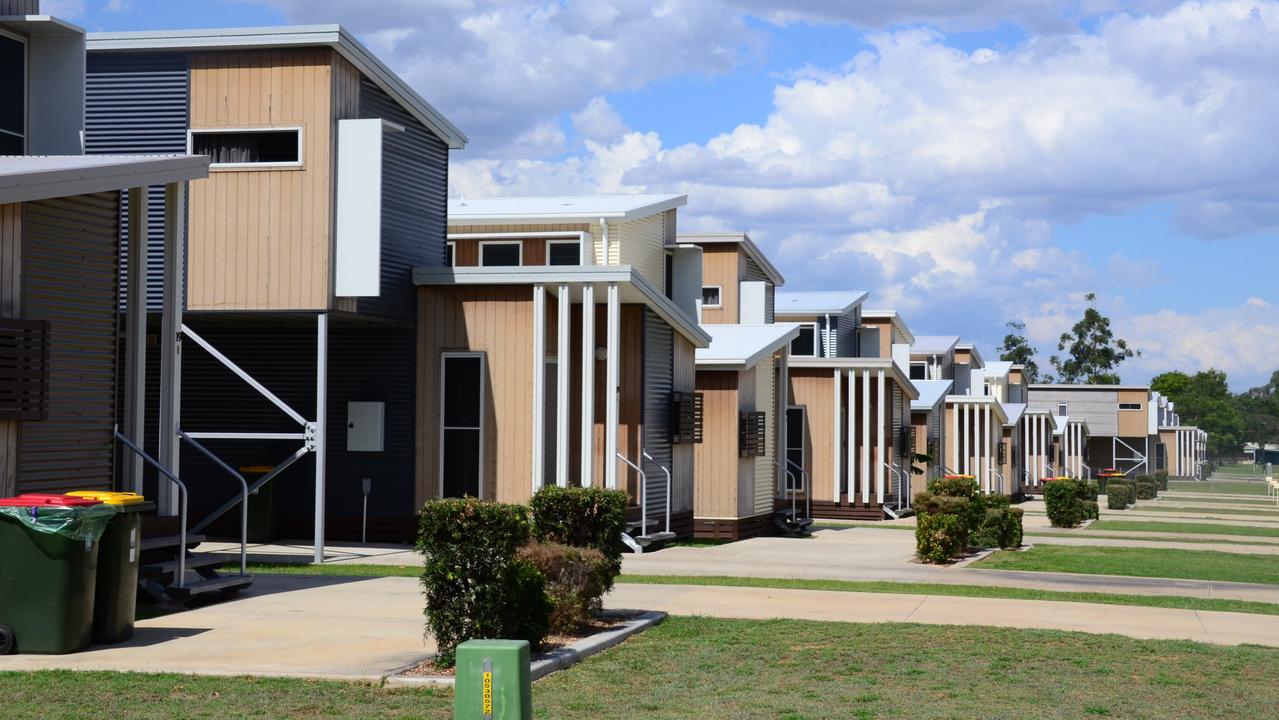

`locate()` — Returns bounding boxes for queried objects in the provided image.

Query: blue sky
[55,0,1279,389]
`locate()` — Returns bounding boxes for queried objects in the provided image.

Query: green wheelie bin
[66,491,154,644]
[0,494,116,654]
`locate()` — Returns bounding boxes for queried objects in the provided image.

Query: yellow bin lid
[66,490,147,505]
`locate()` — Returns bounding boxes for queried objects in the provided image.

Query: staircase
[138,530,253,605]
[775,459,814,536]
[618,451,677,554]
[773,506,814,535]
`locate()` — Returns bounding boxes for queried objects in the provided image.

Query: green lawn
[1087,520,1279,539]
[974,545,1279,585]
[7,619,1279,719]
[1168,480,1268,496]
[246,562,419,577]
[1134,505,1279,518]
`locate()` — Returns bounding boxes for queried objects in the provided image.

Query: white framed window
[701,285,722,308]
[0,30,27,155]
[909,362,927,381]
[790,322,819,358]
[446,241,456,268]
[188,127,304,169]
[479,240,522,267]
[545,239,582,266]
[1058,402,1068,416]
[1119,402,1143,411]
[439,352,485,499]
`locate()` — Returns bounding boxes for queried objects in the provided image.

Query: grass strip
[1087,520,1279,538]
[973,545,1279,585]
[616,573,1279,616]
[1167,480,1268,496]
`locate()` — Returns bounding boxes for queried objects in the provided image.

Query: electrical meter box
[346,401,385,452]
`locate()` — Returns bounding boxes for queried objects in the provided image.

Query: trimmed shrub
[517,542,613,635]
[1081,482,1100,502]
[1007,507,1025,548]
[530,486,628,587]
[1107,482,1134,510]
[418,498,551,668]
[1153,471,1170,491]
[1135,478,1158,500]
[1082,500,1100,521]
[1043,478,1087,528]
[916,512,967,564]
[929,475,980,500]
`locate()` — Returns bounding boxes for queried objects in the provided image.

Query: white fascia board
[448,195,687,226]
[946,395,1009,424]
[0,15,86,34]
[676,233,785,286]
[695,324,801,371]
[0,155,209,204]
[789,356,920,399]
[86,25,467,149]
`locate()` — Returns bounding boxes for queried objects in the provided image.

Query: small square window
[546,240,581,266]
[909,363,927,380]
[701,286,722,308]
[480,241,522,267]
[1119,402,1143,411]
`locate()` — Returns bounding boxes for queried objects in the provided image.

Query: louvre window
[0,318,50,421]
[739,410,767,458]
[191,129,301,166]
[671,392,704,445]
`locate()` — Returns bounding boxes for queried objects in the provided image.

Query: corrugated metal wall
[642,308,673,520]
[85,52,190,312]
[18,193,121,494]
[358,78,448,320]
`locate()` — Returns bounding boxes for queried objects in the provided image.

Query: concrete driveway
[0,575,430,680]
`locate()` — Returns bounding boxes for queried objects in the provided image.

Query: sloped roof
[911,335,959,356]
[1001,402,1027,425]
[675,232,784,286]
[774,291,867,316]
[0,154,209,203]
[983,361,1014,378]
[448,194,686,225]
[862,309,916,345]
[911,379,953,411]
[696,323,801,370]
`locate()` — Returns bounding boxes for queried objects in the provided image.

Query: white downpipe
[600,217,610,265]
[531,284,546,493]
[949,399,958,476]
[823,313,832,358]
[313,313,328,565]
[580,284,595,486]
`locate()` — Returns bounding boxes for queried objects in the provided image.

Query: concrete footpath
[606,583,1279,648]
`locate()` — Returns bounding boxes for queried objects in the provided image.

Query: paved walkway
[605,583,1279,647]
[0,575,430,680]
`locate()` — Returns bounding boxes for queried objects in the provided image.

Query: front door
[785,407,806,491]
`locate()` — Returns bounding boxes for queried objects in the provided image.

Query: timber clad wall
[699,245,741,324]
[693,370,743,518]
[753,360,776,515]
[672,334,696,514]
[0,204,20,496]
[786,369,833,501]
[19,194,121,494]
[187,48,335,311]
[1117,389,1149,437]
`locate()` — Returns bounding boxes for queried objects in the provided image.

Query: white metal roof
[773,290,867,316]
[0,154,209,204]
[954,342,984,367]
[1001,402,1027,425]
[675,232,784,286]
[911,379,952,411]
[696,323,801,370]
[862,309,916,345]
[449,194,686,225]
[983,361,1014,378]
[1029,383,1150,391]
[86,25,467,149]
[911,335,959,356]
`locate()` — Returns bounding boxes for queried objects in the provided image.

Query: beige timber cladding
[188,48,337,311]
[0,203,19,497]
[693,370,742,518]
[753,356,776,514]
[1117,389,1149,437]
[786,369,834,502]
[416,286,534,506]
[699,244,741,324]
[736,366,758,517]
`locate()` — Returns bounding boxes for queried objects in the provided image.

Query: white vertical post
[832,368,841,500]
[960,402,969,475]
[861,368,870,504]
[604,282,620,489]
[158,183,184,514]
[876,369,885,503]
[531,283,546,492]
[556,284,571,487]
[580,284,595,486]
[778,349,789,496]
[1023,414,1030,489]
[982,402,991,492]
[124,186,148,493]
[313,312,328,564]
[949,399,957,474]
[847,370,856,502]
[1031,415,1039,484]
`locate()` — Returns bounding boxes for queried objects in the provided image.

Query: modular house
[779,295,920,520]
[415,195,711,547]
[1027,384,1156,477]
[84,25,467,553]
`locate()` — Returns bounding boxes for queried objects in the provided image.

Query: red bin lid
[0,493,102,507]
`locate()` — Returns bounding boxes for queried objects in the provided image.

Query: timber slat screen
[739,410,767,458]
[0,318,50,421]
[672,391,704,445]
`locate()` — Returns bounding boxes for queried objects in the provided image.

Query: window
[546,239,581,266]
[909,362,927,380]
[739,411,767,458]
[479,241,521,267]
[671,392,704,444]
[0,318,49,420]
[0,33,25,155]
[701,286,722,308]
[664,252,674,300]
[446,242,455,268]
[1058,402,1068,416]
[785,407,805,491]
[440,353,485,498]
[1119,402,1143,411]
[790,323,818,358]
[190,128,302,167]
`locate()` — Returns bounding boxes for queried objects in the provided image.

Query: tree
[1049,293,1138,384]
[1152,369,1244,458]
[1239,370,1279,449]
[996,320,1043,383]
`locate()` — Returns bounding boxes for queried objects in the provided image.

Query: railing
[1082,463,1092,480]
[177,431,248,577]
[616,452,649,537]
[785,458,811,520]
[884,462,905,511]
[641,450,672,535]
[989,465,1005,495]
[114,428,188,589]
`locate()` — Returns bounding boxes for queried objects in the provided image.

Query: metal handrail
[989,465,1005,495]
[616,453,648,537]
[641,450,672,535]
[883,462,904,511]
[178,431,248,577]
[114,428,188,589]
[190,445,308,535]
[776,460,800,520]
[785,458,810,520]
[1082,462,1092,480]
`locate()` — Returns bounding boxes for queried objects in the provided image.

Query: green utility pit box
[454,639,532,720]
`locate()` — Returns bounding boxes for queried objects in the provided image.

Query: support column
[124,186,148,493]
[158,183,184,515]
[960,402,969,475]
[604,282,620,490]
[531,284,546,492]
[580,284,595,486]
[1023,415,1030,489]
[556,284,571,487]
[313,312,328,564]
[949,399,957,474]
[778,349,789,497]
[876,369,885,503]
[832,368,841,500]
[846,370,856,502]
[861,369,870,504]
[982,402,991,492]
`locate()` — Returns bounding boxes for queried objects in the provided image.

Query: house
[779,295,920,520]
[0,8,207,515]
[1027,384,1157,477]
[415,195,711,546]
[84,25,467,554]
[675,232,783,324]
[908,335,959,382]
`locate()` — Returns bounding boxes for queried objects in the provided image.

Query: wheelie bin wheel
[0,624,14,654]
